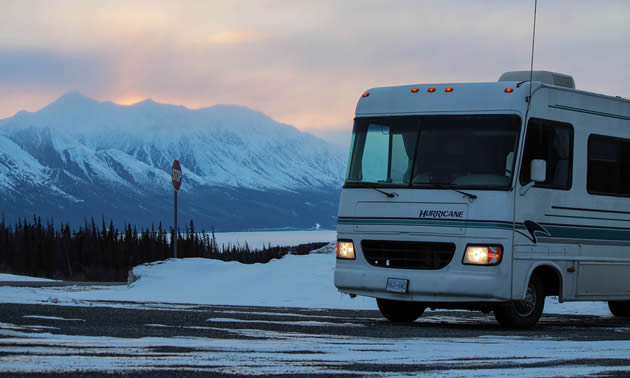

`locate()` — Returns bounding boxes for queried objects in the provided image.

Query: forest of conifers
[0,217,327,282]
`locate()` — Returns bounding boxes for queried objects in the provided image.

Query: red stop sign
[172,160,182,192]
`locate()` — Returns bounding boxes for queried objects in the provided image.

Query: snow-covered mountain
[0,93,346,230]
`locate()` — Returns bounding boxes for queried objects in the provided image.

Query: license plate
[386,278,409,293]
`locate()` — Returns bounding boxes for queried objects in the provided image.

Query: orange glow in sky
[113,96,147,106]
[0,1,629,143]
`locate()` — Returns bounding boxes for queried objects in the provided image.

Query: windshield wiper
[365,183,399,198]
[452,189,477,202]
[419,183,477,202]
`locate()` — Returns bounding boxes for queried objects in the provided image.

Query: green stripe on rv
[337,218,513,230]
[337,218,630,242]
[542,225,630,242]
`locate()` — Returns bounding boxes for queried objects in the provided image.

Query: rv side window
[588,135,630,196]
[519,118,573,190]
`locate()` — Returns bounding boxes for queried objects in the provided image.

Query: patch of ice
[22,325,59,330]
[3,323,629,376]
[206,317,364,327]
[23,315,85,322]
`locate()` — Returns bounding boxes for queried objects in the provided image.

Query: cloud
[0,48,113,90]
[0,1,629,125]
[207,31,260,45]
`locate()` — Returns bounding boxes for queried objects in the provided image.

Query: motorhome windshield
[345,115,521,190]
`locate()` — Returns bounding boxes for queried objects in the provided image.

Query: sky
[0,1,628,145]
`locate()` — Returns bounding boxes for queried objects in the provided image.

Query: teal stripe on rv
[542,225,630,242]
[337,217,630,242]
[337,217,513,230]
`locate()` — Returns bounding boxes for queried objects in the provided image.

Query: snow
[0,273,57,282]
[544,296,612,316]
[0,232,625,376]
[0,135,51,193]
[1,323,630,376]
[0,251,613,316]
[0,93,346,193]
[206,317,364,327]
[0,254,372,310]
[23,315,84,322]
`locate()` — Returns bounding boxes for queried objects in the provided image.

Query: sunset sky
[0,1,628,144]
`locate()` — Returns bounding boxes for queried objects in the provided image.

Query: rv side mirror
[520,159,547,196]
[530,159,547,183]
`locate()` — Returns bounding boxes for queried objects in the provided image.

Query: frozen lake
[213,230,336,250]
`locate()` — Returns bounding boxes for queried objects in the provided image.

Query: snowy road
[1,302,630,377]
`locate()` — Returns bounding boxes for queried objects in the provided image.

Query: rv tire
[494,275,545,329]
[608,301,630,317]
[376,298,425,323]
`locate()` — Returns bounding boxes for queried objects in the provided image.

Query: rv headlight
[463,245,503,266]
[336,240,356,260]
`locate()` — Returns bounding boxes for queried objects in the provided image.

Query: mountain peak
[0,92,346,229]
[38,92,100,117]
[129,98,172,111]
[51,92,97,106]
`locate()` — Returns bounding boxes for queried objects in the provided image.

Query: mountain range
[0,93,346,231]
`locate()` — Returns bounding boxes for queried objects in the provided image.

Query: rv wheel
[376,298,425,323]
[608,301,630,317]
[494,275,545,329]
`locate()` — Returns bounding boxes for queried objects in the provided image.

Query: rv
[334,71,630,328]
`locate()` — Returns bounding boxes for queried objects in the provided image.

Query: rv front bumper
[334,259,511,303]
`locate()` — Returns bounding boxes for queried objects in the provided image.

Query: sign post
[171,160,182,258]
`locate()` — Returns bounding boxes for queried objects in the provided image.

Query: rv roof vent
[498,70,575,89]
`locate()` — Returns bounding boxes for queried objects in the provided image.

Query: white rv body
[335,72,630,325]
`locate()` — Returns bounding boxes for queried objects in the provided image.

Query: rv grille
[361,240,455,270]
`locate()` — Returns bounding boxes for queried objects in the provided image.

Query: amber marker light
[445,87,454,92]
[362,92,370,98]
[411,88,419,93]
[505,88,514,93]
[427,88,436,93]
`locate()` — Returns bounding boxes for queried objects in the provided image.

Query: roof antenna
[527,0,538,104]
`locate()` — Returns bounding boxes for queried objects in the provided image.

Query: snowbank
[125,254,369,309]
[0,253,613,316]
[0,273,57,282]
